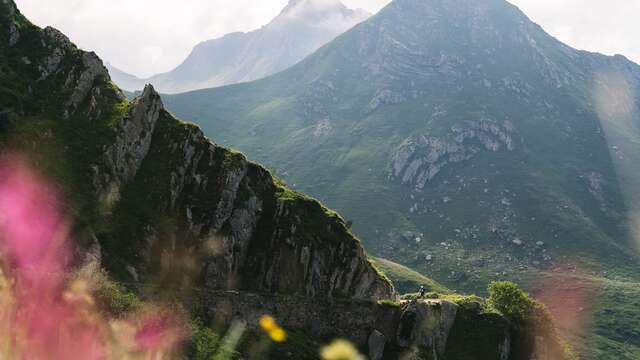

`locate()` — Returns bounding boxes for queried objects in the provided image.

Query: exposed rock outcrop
[106,109,395,299]
[0,0,394,302]
[392,119,515,189]
[199,291,537,360]
[7,22,18,46]
[531,336,549,360]
[368,329,386,360]
[96,84,162,205]
[396,300,458,356]
[1,0,15,18]
[366,89,406,113]
[64,51,111,116]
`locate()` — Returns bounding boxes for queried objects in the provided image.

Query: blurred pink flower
[0,155,105,359]
[136,313,184,353]
[0,156,69,275]
[0,155,183,359]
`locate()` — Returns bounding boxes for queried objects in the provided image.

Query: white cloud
[13,0,640,78]
[15,0,292,77]
[342,0,389,13]
[510,0,640,64]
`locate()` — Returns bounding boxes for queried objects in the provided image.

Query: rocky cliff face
[200,291,571,360]
[0,0,392,301]
[100,89,394,299]
[391,119,516,190]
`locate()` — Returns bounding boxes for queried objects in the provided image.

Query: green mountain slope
[0,1,579,358]
[371,257,450,294]
[163,0,640,357]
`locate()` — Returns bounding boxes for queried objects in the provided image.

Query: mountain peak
[277,0,368,20]
[109,0,369,93]
[273,0,370,32]
[386,0,525,21]
[281,0,345,13]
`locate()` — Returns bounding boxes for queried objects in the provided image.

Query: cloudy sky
[14,0,640,78]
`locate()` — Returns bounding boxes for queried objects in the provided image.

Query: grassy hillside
[371,257,450,294]
[163,0,640,357]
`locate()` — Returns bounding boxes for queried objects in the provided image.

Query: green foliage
[273,177,341,219]
[186,320,222,360]
[108,98,130,126]
[256,329,320,360]
[487,282,576,360]
[528,274,640,360]
[93,277,142,316]
[487,281,535,321]
[442,294,487,309]
[377,299,401,308]
[195,327,320,360]
[401,291,490,313]
[400,292,440,300]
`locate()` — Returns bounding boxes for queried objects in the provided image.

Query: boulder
[368,329,386,360]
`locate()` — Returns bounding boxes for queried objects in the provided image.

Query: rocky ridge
[202,292,512,360]
[200,290,565,360]
[0,0,392,301]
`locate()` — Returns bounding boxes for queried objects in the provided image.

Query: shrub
[187,320,221,360]
[487,281,535,321]
[488,282,577,360]
[90,270,142,316]
[377,299,401,307]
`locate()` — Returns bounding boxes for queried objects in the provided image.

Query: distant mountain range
[163,0,640,357]
[107,0,370,93]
